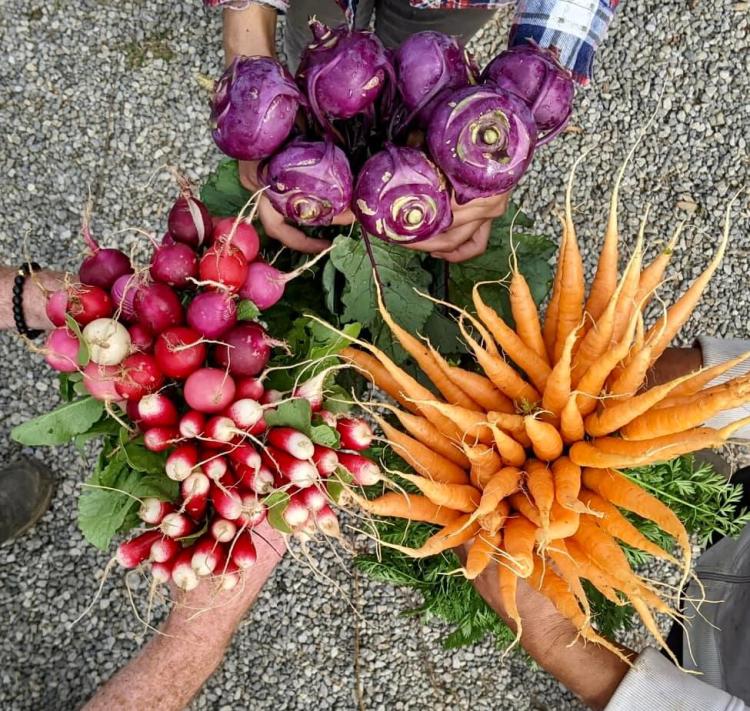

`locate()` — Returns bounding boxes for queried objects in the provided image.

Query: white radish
[82,318,131,365]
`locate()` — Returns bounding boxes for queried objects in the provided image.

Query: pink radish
[150,242,198,288]
[294,371,327,411]
[128,323,153,352]
[181,471,210,520]
[261,389,284,405]
[78,224,132,290]
[315,505,341,538]
[238,494,267,527]
[227,444,261,471]
[139,498,174,525]
[283,492,310,528]
[210,517,237,543]
[134,283,184,333]
[337,452,381,486]
[116,531,162,568]
[151,559,175,584]
[318,410,337,427]
[300,485,328,512]
[172,548,199,591]
[263,446,317,488]
[160,512,196,538]
[230,530,257,569]
[312,445,338,476]
[168,193,212,248]
[82,318,131,366]
[225,398,263,429]
[165,442,200,481]
[237,463,274,495]
[267,427,315,460]
[184,368,236,413]
[154,326,207,379]
[115,353,164,400]
[235,376,265,400]
[336,417,374,451]
[186,291,237,339]
[213,323,274,377]
[211,485,243,521]
[138,393,179,427]
[67,284,113,325]
[150,535,180,563]
[191,535,227,576]
[200,453,228,481]
[143,426,180,452]
[199,243,248,293]
[45,290,68,327]
[179,410,206,439]
[44,328,80,373]
[212,217,260,262]
[82,362,121,402]
[111,273,139,321]
[238,261,286,310]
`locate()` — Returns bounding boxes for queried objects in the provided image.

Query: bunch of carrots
[335,158,749,664]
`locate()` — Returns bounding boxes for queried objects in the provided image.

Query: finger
[331,208,356,226]
[259,198,331,253]
[449,191,512,228]
[407,220,482,253]
[432,221,491,263]
[238,161,261,192]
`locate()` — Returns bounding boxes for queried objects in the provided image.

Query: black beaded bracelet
[13,262,43,339]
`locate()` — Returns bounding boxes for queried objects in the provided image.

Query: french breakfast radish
[138,498,174,525]
[225,398,264,429]
[179,410,206,439]
[336,417,374,450]
[165,442,200,481]
[150,536,180,564]
[200,453,229,481]
[143,426,180,452]
[191,535,227,576]
[312,445,338,476]
[267,427,315,460]
[160,512,196,538]
[211,485,243,521]
[211,517,237,543]
[116,531,162,568]
[235,376,265,400]
[230,530,257,569]
[137,393,179,427]
[172,548,200,591]
[337,452,381,486]
[262,446,317,488]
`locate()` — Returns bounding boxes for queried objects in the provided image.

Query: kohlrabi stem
[361,230,385,298]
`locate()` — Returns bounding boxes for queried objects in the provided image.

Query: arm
[0,266,64,331]
[223,3,277,64]
[83,521,285,711]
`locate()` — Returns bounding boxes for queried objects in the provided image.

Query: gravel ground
[1,1,749,709]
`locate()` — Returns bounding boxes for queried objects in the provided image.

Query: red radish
[336,417,374,451]
[116,531,162,568]
[315,504,341,538]
[283,492,310,528]
[236,463,274,495]
[78,224,132,290]
[319,410,337,427]
[150,535,180,563]
[312,445,338,476]
[203,416,238,446]
[82,318,131,366]
[230,530,257,569]
[235,376,265,400]
[184,368,236,413]
[295,371,327,411]
[212,217,260,262]
[213,323,274,377]
[191,535,227,576]
[134,283,184,333]
[138,498,174,525]
[218,561,242,591]
[82,362,121,402]
[267,427,315,460]
[165,442,200,481]
[249,416,267,436]
[161,232,176,246]
[128,323,153,352]
[67,284,113,325]
[227,444,261,471]
[181,471,210,520]
[111,273,139,321]
[263,446,317,488]
[151,559,175,584]
[138,393,179,427]
[160,512,196,538]
[225,398,263,429]
[168,194,212,248]
[295,518,318,544]
[211,485,243,520]
[239,261,286,310]
[172,548,199,591]
[261,389,283,405]
[44,328,80,373]
[45,290,68,327]
[210,518,237,543]
[179,410,206,439]
[150,242,199,288]
[143,426,180,452]
[186,291,237,339]
[218,469,239,489]
[238,493,267,527]
[300,485,328,512]
[115,353,164,400]
[337,452,381,486]
[200,453,228,481]
[199,244,248,293]
[154,326,207,379]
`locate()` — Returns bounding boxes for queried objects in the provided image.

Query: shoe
[0,457,55,544]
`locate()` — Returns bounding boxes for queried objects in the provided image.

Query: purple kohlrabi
[211,56,305,161]
[482,43,574,145]
[353,143,452,244]
[262,138,353,226]
[426,85,537,204]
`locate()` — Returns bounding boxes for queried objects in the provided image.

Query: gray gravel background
[1,1,749,709]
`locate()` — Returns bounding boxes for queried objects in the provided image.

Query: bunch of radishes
[40,184,379,592]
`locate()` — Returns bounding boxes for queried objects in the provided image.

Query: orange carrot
[502,515,537,577]
[464,444,503,489]
[509,491,541,526]
[542,501,580,542]
[498,561,522,645]
[526,459,554,528]
[474,467,522,518]
[634,222,683,308]
[422,400,494,444]
[488,423,528,467]
[553,220,585,364]
[510,255,549,365]
[663,350,750,400]
[610,218,645,345]
[341,347,417,413]
[381,514,480,558]
[543,217,566,361]
[564,539,622,605]
[543,327,578,417]
[479,498,511,535]
[347,491,461,526]
[398,472,481,513]
[551,456,586,513]
[571,516,637,589]
[560,394,585,445]
[465,530,502,579]
[524,416,563,461]
[547,540,590,616]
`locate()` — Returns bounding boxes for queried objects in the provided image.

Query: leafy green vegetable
[199,159,253,217]
[64,314,91,367]
[237,299,260,321]
[11,397,104,446]
[58,372,82,403]
[264,490,293,533]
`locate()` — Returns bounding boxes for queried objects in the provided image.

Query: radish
[138,393,179,427]
[263,446,317,488]
[238,261,286,310]
[115,353,164,400]
[261,389,284,405]
[249,416,267,436]
[44,328,80,373]
[312,445,338,476]
[160,512,196,538]
[267,427,315,460]
[111,273,139,321]
[200,453,228,481]
[143,426,180,452]
[186,291,237,339]
[128,323,153,352]
[225,398,263,429]
[165,442,200,481]
[300,485,328,512]
[116,531,162,568]
[154,326,207,379]
[203,415,238,446]
[134,283,184,334]
[213,323,274,377]
[138,498,174,525]
[191,535,227,576]
[184,368,236,413]
[45,290,68,327]
[78,225,132,290]
[227,443,261,471]
[168,194,212,248]
[210,517,237,543]
[150,242,199,288]
[336,417,374,451]
[151,559,175,584]
[161,232,176,246]
[315,504,341,538]
[295,371,328,411]
[338,452,381,486]
[179,410,206,438]
[238,493,267,527]
[235,376,265,400]
[318,410,337,427]
[82,318,131,366]
[67,284,113,325]
[199,244,248,293]
[230,530,257,569]
[283,492,310,528]
[212,217,260,262]
[150,535,180,563]
[211,485,243,521]
[82,362,121,402]
[181,471,210,520]
[172,548,200,591]
[217,561,242,591]
[236,463,274,495]
[218,469,239,488]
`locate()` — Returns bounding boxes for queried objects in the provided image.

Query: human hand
[646,347,703,389]
[405,192,511,263]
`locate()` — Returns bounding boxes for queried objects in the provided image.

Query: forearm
[0,267,64,331]
[223,4,277,64]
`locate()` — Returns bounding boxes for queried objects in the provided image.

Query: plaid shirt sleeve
[509,0,619,84]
